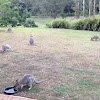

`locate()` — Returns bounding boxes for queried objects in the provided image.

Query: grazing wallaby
[29,34,34,45]
[0,44,13,53]
[0,30,5,32]
[91,35,100,41]
[7,28,12,32]
[14,74,48,91]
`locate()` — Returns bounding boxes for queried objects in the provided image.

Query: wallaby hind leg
[27,79,33,91]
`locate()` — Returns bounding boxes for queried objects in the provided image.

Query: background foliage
[0,0,100,27]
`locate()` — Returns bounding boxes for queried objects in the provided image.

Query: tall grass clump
[51,19,70,29]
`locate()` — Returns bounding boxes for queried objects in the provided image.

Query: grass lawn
[0,25,100,100]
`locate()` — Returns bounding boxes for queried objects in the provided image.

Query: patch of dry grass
[0,27,100,100]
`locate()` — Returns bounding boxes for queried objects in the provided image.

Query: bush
[10,17,18,27]
[24,20,38,27]
[72,19,85,30]
[47,16,100,32]
[52,19,70,29]
[72,17,100,31]
[46,23,52,28]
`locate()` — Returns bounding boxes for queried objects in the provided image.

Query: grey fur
[91,35,100,41]
[0,44,13,53]
[29,35,34,45]
[14,74,48,91]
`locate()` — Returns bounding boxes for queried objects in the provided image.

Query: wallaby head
[91,38,93,41]
[14,80,20,89]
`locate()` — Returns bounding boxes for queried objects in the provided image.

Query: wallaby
[7,28,12,32]
[0,44,13,53]
[29,34,34,45]
[0,30,5,32]
[91,35,100,41]
[14,74,48,91]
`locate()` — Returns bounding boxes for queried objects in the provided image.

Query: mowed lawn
[0,27,100,100]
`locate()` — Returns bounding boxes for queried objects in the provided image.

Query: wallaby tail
[34,78,48,84]
[10,48,13,51]
[7,45,13,51]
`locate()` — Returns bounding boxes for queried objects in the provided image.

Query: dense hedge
[51,19,70,29]
[73,18,100,31]
[46,17,100,31]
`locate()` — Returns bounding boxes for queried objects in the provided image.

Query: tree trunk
[83,0,85,17]
[89,0,92,17]
[77,1,79,18]
[89,0,91,17]
[93,0,96,18]
[99,0,100,15]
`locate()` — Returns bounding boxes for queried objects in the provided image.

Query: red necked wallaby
[7,28,12,32]
[29,34,34,45]
[14,74,48,91]
[91,35,100,41]
[0,30,5,32]
[0,44,13,53]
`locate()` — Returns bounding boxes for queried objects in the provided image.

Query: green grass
[3,84,11,88]
[63,72,72,75]
[23,85,41,93]
[53,85,72,94]
[79,79,99,88]
[0,63,8,67]
[28,17,53,28]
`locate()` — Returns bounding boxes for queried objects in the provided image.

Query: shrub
[24,20,38,27]
[47,16,100,32]
[72,17,100,31]
[52,19,70,29]
[72,19,85,30]
[46,23,52,28]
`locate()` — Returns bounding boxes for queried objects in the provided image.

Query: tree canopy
[0,0,100,27]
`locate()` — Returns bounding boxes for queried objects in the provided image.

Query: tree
[99,0,100,15]
[63,0,75,16]
[93,0,96,17]
[77,0,80,18]
[83,0,85,17]
[89,0,92,17]
[73,0,80,18]
[0,0,11,26]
